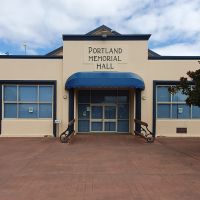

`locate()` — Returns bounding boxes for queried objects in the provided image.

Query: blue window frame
[157,85,200,119]
[3,85,53,119]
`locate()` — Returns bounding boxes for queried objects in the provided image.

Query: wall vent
[176,128,187,134]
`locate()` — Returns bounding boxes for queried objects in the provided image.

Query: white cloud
[153,41,200,56]
[0,0,199,55]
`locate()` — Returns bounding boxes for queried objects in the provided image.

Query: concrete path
[0,135,200,200]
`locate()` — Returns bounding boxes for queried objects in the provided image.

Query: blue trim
[149,56,200,60]
[66,72,145,90]
[135,90,142,134]
[53,82,57,137]
[0,80,57,136]
[152,82,157,137]
[0,55,63,59]
[68,89,74,132]
[63,34,151,41]
[153,80,193,85]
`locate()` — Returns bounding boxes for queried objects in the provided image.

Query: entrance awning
[65,72,145,90]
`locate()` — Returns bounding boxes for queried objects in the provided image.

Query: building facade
[0,25,200,137]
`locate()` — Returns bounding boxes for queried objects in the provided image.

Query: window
[156,85,200,119]
[3,85,53,119]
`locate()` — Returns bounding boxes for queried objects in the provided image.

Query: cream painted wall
[156,120,200,137]
[0,59,63,137]
[1,120,53,137]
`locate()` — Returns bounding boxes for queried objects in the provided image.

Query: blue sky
[0,0,200,56]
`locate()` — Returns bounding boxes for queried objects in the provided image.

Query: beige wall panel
[63,40,148,77]
[157,120,200,137]
[0,59,62,80]
[1,120,53,137]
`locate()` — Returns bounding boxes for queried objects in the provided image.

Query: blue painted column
[68,89,74,132]
[135,89,141,134]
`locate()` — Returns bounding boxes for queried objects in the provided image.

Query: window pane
[118,104,129,119]
[4,86,17,101]
[19,86,37,102]
[172,90,187,102]
[91,90,117,103]
[91,122,103,131]
[39,104,52,118]
[157,104,170,118]
[157,86,171,102]
[4,103,17,118]
[172,104,191,119]
[91,106,103,119]
[192,106,200,118]
[39,86,53,102]
[105,106,116,119]
[78,90,90,103]
[19,103,38,118]
[78,104,90,119]
[105,122,116,131]
[78,120,90,132]
[118,90,129,103]
[117,120,129,132]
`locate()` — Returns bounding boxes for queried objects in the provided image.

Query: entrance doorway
[78,89,129,133]
[91,105,117,132]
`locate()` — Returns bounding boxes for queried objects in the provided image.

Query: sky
[0,0,200,56]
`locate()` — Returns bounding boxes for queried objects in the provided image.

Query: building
[0,25,200,137]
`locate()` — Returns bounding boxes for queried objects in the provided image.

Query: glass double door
[78,89,129,133]
[91,104,117,132]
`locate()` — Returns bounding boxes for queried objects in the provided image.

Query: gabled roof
[46,46,63,56]
[46,25,156,56]
[86,25,121,36]
[148,49,160,57]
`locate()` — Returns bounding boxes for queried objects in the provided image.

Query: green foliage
[169,69,200,106]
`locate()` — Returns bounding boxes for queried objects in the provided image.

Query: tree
[169,68,200,106]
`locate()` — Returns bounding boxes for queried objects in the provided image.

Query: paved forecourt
[0,135,200,200]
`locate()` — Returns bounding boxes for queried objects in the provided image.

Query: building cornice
[63,34,151,41]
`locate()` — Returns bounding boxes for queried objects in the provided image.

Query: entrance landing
[0,135,200,200]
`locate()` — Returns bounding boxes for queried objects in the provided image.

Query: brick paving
[0,134,200,200]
